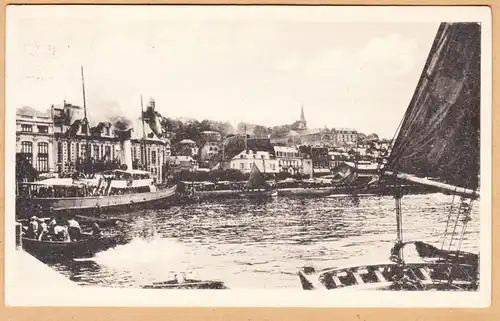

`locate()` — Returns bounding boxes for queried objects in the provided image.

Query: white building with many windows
[16,106,54,173]
[228,150,279,174]
[274,146,302,174]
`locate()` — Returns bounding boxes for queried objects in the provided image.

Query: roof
[332,127,358,132]
[223,137,275,160]
[343,161,380,171]
[16,106,52,118]
[274,146,298,153]
[179,139,197,144]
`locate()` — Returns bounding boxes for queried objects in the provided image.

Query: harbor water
[48,193,480,289]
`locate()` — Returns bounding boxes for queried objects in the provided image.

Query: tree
[253,125,271,138]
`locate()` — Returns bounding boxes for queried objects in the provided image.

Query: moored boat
[16,169,177,218]
[297,22,482,291]
[238,163,277,199]
[141,274,228,290]
[21,233,121,260]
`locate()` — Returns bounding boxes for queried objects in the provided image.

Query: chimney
[116,128,133,171]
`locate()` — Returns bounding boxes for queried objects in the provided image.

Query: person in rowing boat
[53,224,69,242]
[67,217,82,241]
[91,223,103,238]
[48,216,57,234]
[36,218,49,241]
[27,216,39,239]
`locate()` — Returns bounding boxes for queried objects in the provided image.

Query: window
[38,142,48,154]
[152,151,157,165]
[271,164,276,171]
[93,145,100,158]
[57,142,63,164]
[21,124,33,132]
[105,146,111,159]
[21,141,33,154]
[37,155,49,172]
[37,126,48,133]
[105,127,110,136]
[240,163,244,169]
[81,143,87,158]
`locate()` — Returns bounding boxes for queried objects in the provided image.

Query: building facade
[227,150,279,174]
[274,146,302,174]
[16,106,55,173]
[17,102,170,183]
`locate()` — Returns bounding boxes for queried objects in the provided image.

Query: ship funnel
[116,128,133,171]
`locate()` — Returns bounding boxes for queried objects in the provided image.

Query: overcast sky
[7,6,440,138]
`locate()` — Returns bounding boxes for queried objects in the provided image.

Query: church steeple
[300,105,305,122]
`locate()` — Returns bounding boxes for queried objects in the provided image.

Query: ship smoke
[111,116,133,131]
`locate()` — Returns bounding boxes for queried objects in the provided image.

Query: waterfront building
[167,155,198,172]
[221,136,278,174]
[228,150,279,174]
[16,106,55,173]
[300,146,330,176]
[274,146,302,174]
[51,101,170,182]
[130,117,170,182]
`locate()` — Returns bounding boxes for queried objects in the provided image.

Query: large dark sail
[386,23,481,191]
[246,163,270,189]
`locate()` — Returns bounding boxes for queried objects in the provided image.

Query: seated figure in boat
[91,223,103,238]
[26,216,39,239]
[67,217,82,241]
[53,224,70,242]
[37,218,50,241]
[48,216,57,234]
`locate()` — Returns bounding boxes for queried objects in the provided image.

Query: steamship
[16,128,177,218]
[15,68,177,219]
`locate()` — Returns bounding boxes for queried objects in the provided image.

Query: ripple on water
[49,194,480,289]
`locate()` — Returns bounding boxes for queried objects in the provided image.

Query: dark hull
[21,235,120,260]
[142,279,228,290]
[16,186,177,218]
[238,190,277,199]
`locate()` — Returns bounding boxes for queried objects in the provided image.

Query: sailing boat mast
[141,95,148,170]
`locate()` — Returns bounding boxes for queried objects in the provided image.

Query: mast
[394,188,404,261]
[310,147,314,179]
[141,95,148,170]
[81,66,88,121]
[81,66,90,164]
[244,123,248,151]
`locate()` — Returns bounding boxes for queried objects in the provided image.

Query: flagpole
[141,95,148,170]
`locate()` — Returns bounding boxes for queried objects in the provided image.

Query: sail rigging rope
[447,198,465,252]
[441,186,458,251]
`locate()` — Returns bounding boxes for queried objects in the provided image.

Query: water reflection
[49,194,480,289]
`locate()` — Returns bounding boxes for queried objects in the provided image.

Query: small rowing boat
[141,273,228,290]
[21,233,120,260]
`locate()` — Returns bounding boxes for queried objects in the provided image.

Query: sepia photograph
[4,5,492,307]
